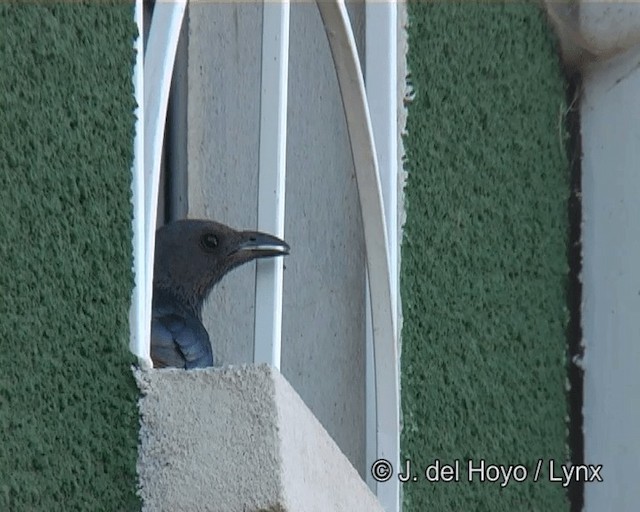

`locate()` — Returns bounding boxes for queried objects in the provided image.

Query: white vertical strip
[131,0,151,368]
[581,48,640,512]
[364,0,399,497]
[143,0,187,368]
[254,0,290,369]
[364,286,376,492]
[316,1,399,510]
[365,2,398,315]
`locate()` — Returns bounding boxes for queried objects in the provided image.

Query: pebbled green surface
[400,2,570,511]
[0,4,139,511]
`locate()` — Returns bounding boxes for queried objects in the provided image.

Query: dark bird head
[153,219,290,316]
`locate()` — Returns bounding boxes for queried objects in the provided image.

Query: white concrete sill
[136,364,384,512]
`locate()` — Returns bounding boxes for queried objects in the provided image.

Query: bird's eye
[200,233,219,251]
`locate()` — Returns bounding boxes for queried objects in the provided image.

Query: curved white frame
[316,2,400,510]
[132,1,399,509]
[131,0,186,369]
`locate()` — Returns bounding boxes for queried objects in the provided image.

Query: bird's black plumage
[151,219,290,369]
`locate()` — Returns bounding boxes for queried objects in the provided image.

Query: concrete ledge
[136,364,383,512]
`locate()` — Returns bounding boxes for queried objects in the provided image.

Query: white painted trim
[317,2,400,510]
[365,1,398,317]
[254,0,290,370]
[364,0,399,497]
[130,0,152,369]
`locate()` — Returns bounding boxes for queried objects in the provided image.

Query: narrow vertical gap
[142,0,153,49]
[565,71,584,512]
[164,3,189,224]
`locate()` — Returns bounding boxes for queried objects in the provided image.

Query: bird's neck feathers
[154,254,253,317]
[154,270,225,319]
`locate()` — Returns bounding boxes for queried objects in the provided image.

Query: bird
[151,219,290,369]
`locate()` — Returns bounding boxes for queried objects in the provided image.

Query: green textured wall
[0,4,139,510]
[401,2,569,511]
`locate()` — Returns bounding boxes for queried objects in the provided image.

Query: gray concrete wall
[184,2,367,477]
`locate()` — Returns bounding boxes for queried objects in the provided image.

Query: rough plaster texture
[401,3,569,510]
[136,365,383,512]
[0,4,139,510]
[185,2,367,476]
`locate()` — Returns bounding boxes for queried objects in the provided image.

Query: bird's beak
[233,231,290,258]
